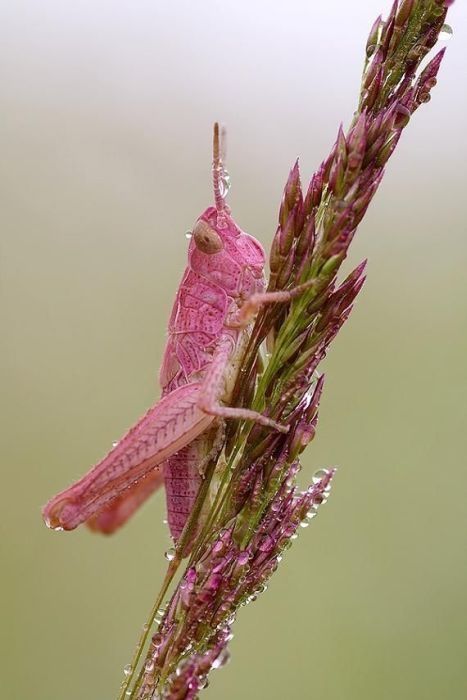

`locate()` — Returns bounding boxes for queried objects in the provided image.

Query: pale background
[1,1,466,699]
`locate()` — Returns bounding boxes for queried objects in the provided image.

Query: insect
[43,124,304,544]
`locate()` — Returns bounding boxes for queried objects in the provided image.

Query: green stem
[125,456,221,698]
[119,558,180,700]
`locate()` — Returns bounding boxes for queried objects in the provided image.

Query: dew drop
[165,548,176,561]
[144,659,155,673]
[237,551,249,566]
[219,170,231,198]
[112,440,119,448]
[213,649,230,669]
[123,664,132,677]
[312,468,328,484]
[153,631,164,645]
[258,534,275,552]
[300,520,309,528]
[199,676,209,689]
[185,231,193,239]
[44,516,64,532]
[439,24,453,41]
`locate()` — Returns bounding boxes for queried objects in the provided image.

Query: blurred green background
[1,2,466,698]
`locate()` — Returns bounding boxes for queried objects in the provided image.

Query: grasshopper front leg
[43,383,215,531]
[230,279,317,328]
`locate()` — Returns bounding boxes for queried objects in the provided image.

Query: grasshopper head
[192,123,265,260]
[187,124,266,294]
[188,123,240,252]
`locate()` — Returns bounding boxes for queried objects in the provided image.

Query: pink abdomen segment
[163,435,208,542]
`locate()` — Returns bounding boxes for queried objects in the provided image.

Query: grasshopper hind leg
[86,468,165,534]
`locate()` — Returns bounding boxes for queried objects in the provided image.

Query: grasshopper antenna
[220,123,227,166]
[212,122,230,221]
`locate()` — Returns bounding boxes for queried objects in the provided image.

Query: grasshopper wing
[86,467,165,534]
[43,383,215,531]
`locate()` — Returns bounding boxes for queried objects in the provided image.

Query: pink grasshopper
[43,124,305,543]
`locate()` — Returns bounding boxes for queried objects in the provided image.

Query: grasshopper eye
[193,220,223,254]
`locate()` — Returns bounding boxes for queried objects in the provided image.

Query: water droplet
[199,676,209,689]
[237,551,249,566]
[152,633,163,648]
[144,659,155,673]
[312,468,328,484]
[439,24,453,41]
[44,516,64,532]
[213,649,230,669]
[125,691,132,697]
[112,440,119,448]
[123,664,132,677]
[300,520,309,528]
[185,231,193,239]
[157,607,166,617]
[165,547,176,561]
[219,170,231,198]
[258,534,275,552]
